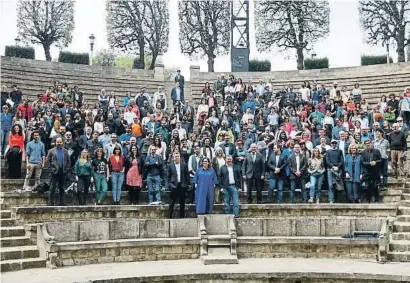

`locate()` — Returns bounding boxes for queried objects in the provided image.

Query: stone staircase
[0,210,46,272]
[198,215,238,264]
[387,181,410,262]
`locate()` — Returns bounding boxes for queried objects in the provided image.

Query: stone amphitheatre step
[402,194,410,201]
[0,245,40,261]
[0,236,32,248]
[391,232,410,241]
[399,207,410,215]
[387,251,410,262]
[389,240,410,252]
[0,226,25,238]
[0,257,46,272]
[202,247,238,265]
[401,200,410,207]
[1,210,11,219]
[393,222,410,233]
[396,215,410,222]
[0,218,16,227]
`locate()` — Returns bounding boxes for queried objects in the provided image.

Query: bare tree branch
[255,0,330,70]
[178,0,230,72]
[359,0,410,62]
[16,0,75,61]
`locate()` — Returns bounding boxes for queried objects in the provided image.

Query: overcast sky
[0,0,392,79]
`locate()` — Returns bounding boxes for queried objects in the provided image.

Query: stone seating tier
[36,217,381,268]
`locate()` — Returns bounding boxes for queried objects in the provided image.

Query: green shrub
[5,46,35,59]
[361,55,393,66]
[249,59,271,72]
[132,57,145,69]
[304,58,329,69]
[58,51,89,65]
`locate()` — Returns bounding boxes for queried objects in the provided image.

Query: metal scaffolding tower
[231,0,250,72]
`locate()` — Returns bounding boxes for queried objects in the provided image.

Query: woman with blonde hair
[49,120,61,139]
[74,149,92,205]
[212,147,225,204]
[308,148,325,204]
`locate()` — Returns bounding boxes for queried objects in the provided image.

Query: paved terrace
[2,258,410,283]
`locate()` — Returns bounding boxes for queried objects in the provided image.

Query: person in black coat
[219,155,241,217]
[267,144,287,204]
[168,152,189,218]
[361,139,382,203]
[242,143,266,204]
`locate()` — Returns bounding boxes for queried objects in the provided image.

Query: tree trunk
[397,29,406,62]
[149,52,157,70]
[137,40,145,69]
[207,53,215,72]
[43,43,52,61]
[297,48,304,70]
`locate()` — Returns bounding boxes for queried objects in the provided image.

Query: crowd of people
[0,73,409,218]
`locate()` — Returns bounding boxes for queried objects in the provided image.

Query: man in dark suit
[361,139,382,203]
[287,143,308,203]
[59,101,74,119]
[174,70,185,99]
[267,144,287,204]
[46,137,71,206]
[242,143,265,204]
[219,155,241,217]
[222,134,236,157]
[168,152,189,218]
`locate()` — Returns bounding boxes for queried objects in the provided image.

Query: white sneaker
[24,186,32,192]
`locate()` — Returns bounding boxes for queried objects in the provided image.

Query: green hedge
[58,51,89,65]
[304,58,329,69]
[249,59,271,72]
[5,46,35,59]
[361,55,393,66]
[132,57,144,69]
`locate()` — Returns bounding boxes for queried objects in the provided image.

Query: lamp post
[89,33,95,65]
[311,51,317,59]
[15,37,21,47]
[386,41,390,65]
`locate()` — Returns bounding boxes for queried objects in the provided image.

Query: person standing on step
[344,145,362,203]
[174,70,185,101]
[74,149,92,205]
[267,144,287,204]
[91,148,110,205]
[188,145,203,204]
[109,146,125,205]
[361,139,382,203]
[288,143,308,203]
[373,128,390,188]
[46,137,70,206]
[145,146,163,204]
[126,145,143,205]
[242,143,265,204]
[1,105,13,156]
[23,131,45,192]
[193,157,218,215]
[219,155,240,217]
[388,123,407,178]
[325,140,344,203]
[7,124,25,179]
[168,152,189,218]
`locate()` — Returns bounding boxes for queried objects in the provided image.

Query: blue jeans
[224,186,239,217]
[111,171,124,202]
[327,170,336,202]
[290,178,307,203]
[147,174,161,203]
[0,129,10,154]
[346,182,360,201]
[309,174,324,201]
[268,176,284,203]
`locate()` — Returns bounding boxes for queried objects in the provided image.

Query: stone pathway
[2,258,410,283]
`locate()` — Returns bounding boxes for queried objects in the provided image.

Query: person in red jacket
[16,99,34,122]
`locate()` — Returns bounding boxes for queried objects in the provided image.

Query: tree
[178,0,230,72]
[94,49,117,67]
[106,0,169,70]
[16,0,75,61]
[359,1,410,63]
[254,0,330,70]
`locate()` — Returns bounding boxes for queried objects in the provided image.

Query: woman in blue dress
[192,157,219,215]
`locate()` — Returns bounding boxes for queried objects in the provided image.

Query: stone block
[109,220,140,240]
[114,255,134,262]
[169,218,198,238]
[73,257,98,266]
[205,215,229,235]
[105,248,120,257]
[324,218,351,236]
[61,258,74,266]
[79,221,109,241]
[235,218,263,236]
[46,222,79,242]
[265,219,292,236]
[129,247,142,255]
[139,219,170,238]
[354,219,382,231]
[295,218,320,236]
[98,256,115,264]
